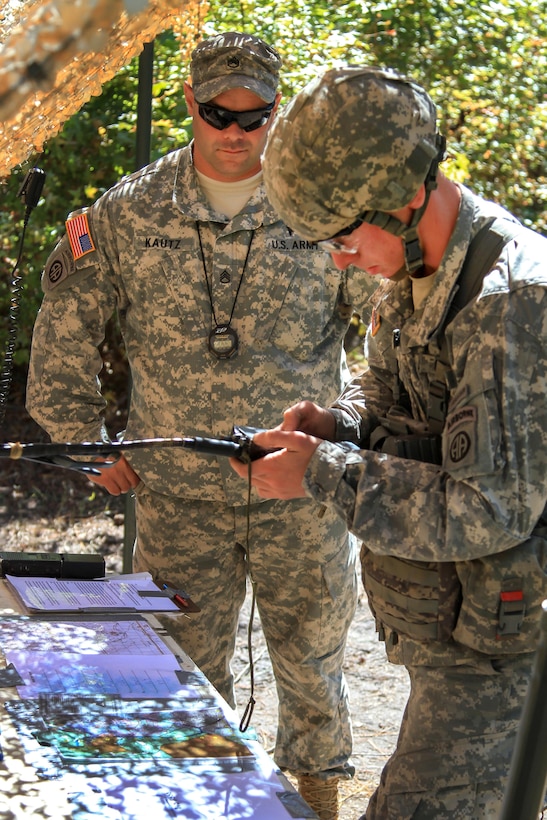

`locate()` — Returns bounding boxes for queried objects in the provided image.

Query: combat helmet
[262,66,446,274]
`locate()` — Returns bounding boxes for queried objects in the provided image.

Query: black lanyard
[196,222,255,359]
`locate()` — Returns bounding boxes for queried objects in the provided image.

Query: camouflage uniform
[303,185,547,816]
[26,144,375,779]
[260,66,547,817]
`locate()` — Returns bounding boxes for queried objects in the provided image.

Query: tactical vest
[363,218,547,654]
[363,550,462,643]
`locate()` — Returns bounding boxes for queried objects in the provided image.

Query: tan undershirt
[196,169,262,219]
[411,273,436,309]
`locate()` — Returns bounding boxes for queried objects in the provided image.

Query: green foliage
[1,0,546,375]
[203,0,547,231]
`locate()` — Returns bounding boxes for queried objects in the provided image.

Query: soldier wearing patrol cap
[26,35,378,820]
[231,65,547,818]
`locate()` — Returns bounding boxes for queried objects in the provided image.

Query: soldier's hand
[281,401,336,439]
[87,454,141,495]
[230,429,320,499]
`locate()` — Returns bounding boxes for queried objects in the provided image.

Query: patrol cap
[190,32,281,104]
[262,65,441,240]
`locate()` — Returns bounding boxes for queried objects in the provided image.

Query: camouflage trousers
[132,484,357,778]
[364,652,535,819]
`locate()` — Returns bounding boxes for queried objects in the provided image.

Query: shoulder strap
[445,218,521,324]
[427,217,521,433]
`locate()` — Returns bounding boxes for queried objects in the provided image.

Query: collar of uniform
[402,186,475,349]
[172,143,281,230]
[366,186,475,350]
[368,275,413,332]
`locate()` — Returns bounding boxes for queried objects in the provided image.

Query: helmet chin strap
[361,209,425,275]
[363,133,447,276]
[402,207,429,277]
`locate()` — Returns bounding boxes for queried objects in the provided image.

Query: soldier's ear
[184,82,195,114]
[408,184,426,210]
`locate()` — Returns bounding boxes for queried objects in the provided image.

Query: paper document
[4,651,203,698]
[4,573,180,614]
[0,615,174,655]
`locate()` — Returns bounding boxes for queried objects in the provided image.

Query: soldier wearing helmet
[232,66,547,818]
[262,66,446,277]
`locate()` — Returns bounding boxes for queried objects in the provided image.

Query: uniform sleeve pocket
[443,350,501,478]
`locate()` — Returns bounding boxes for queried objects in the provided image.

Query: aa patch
[446,405,477,466]
[66,213,95,260]
[44,248,75,291]
[371,308,381,337]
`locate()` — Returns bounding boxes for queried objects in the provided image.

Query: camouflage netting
[0,0,208,178]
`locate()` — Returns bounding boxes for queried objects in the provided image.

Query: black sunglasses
[197,101,275,132]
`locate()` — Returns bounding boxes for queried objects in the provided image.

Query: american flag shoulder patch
[66,213,96,260]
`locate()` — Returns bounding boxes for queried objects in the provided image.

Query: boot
[297,774,339,820]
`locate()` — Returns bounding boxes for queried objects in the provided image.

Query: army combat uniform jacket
[27,146,371,506]
[306,184,547,666]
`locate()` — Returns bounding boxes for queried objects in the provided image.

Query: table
[0,579,315,819]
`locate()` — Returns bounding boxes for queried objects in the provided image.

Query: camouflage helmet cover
[190,31,281,104]
[262,66,440,240]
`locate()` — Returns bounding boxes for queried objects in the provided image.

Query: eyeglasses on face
[317,238,359,254]
[317,213,371,254]
[197,101,275,132]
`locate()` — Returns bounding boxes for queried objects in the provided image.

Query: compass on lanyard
[196,222,255,360]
